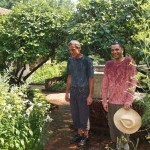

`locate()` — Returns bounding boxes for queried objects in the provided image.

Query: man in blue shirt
[65,40,94,146]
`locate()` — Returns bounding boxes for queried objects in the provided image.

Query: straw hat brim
[114,108,142,134]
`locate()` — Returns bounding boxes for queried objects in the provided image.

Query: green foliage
[0,0,76,9]
[134,95,150,143]
[136,71,150,92]
[29,64,59,84]
[140,95,150,127]
[0,0,21,9]
[29,62,67,84]
[131,0,150,64]
[50,81,66,92]
[132,0,150,92]
[132,0,150,142]
[0,0,68,63]
[0,0,71,84]
[0,71,51,149]
[56,0,148,62]
[0,0,149,85]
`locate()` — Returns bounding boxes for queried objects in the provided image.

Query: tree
[132,0,150,64]
[131,0,150,131]
[0,0,24,9]
[57,0,147,62]
[0,0,71,85]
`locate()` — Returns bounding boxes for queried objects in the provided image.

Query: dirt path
[29,85,150,150]
[43,93,110,150]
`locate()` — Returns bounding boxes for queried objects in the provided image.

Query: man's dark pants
[70,86,90,131]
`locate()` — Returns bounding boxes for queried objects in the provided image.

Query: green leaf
[0,138,4,145]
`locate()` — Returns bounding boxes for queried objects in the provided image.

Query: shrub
[28,62,67,84]
[50,81,66,92]
[134,70,150,143]
[0,72,51,149]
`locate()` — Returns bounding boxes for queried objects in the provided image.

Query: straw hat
[114,108,142,134]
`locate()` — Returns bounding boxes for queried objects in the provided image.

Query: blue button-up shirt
[67,55,94,87]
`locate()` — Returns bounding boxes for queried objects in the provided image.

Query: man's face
[68,44,81,58]
[111,44,124,60]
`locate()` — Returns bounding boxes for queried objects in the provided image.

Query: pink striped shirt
[102,57,137,105]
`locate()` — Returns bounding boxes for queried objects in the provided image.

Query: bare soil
[42,91,150,150]
[29,85,150,150]
[44,92,110,150]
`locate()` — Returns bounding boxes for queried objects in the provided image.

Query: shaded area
[44,104,110,150]
[40,91,150,150]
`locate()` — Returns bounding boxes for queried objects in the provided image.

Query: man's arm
[87,77,94,105]
[65,75,72,102]
[102,64,109,112]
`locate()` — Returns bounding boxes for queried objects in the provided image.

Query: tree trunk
[23,55,50,82]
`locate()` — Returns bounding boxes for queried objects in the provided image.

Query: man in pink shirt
[102,42,137,150]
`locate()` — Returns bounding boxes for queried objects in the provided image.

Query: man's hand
[124,104,130,110]
[65,93,70,102]
[87,96,93,105]
[102,103,108,112]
